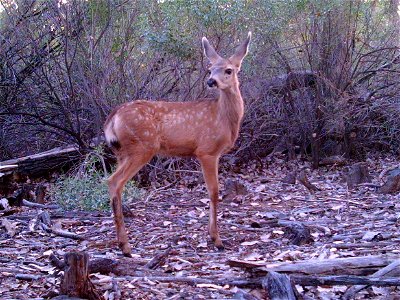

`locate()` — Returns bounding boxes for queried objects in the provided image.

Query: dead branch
[145,246,173,270]
[22,199,59,209]
[342,259,400,299]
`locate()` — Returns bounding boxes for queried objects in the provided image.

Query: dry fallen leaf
[240,240,259,246]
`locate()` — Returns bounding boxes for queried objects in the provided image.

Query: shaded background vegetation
[1,0,399,167]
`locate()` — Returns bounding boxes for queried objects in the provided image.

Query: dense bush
[0,0,399,165]
[51,147,141,211]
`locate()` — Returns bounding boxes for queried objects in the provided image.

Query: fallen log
[88,257,148,276]
[227,255,397,275]
[291,274,400,286]
[109,274,400,288]
[0,146,80,177]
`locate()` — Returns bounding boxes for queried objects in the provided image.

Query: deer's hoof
[216,243,225,251]
[214,239,224,251]
[119,243,132,257]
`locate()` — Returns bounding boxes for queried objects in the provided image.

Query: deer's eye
[207,69,211,75]
[225,68,233,75]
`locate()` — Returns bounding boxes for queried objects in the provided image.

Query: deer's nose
[207,78,217,87]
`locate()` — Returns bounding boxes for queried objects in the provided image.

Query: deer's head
[202,32,251,90]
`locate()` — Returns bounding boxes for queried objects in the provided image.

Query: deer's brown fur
[104,33,251,256]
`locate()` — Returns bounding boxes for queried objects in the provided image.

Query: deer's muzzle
[207,78,218,88]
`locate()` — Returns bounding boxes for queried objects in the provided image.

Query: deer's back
[105,99,231,157]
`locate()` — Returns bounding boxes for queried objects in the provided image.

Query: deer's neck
[217,83,244,143]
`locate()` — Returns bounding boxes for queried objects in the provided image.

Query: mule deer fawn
[104,32,251,256]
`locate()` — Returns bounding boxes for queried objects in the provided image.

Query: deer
[104,32,251,256]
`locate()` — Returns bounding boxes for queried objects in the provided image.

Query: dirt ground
[1,155,400,299]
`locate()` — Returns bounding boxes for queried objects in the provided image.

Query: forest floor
[1,154,400,300]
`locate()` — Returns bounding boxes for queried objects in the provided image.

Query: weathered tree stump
[378,168,400,194]
[60,252,103,300]
[346,163,371,189]
[262,271,297,300]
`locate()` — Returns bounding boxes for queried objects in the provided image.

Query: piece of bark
[282,171,297,184]
[228,255,396,275]
[378,168,400,194]
[342,259,400,299]
[60,252,104,300]
[297,170,319,193]
[278,220,313,245]
[145,247,173,270]
[262,272,297,300]
[346,163,371,189]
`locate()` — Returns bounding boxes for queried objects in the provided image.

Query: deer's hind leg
[108,148,155,256]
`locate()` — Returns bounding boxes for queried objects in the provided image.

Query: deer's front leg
[198,155,224,250]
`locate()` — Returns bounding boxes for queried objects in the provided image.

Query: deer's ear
[230,32,252,70]
[202,37,221,64]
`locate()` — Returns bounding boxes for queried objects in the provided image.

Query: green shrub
[51,147,141,211]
